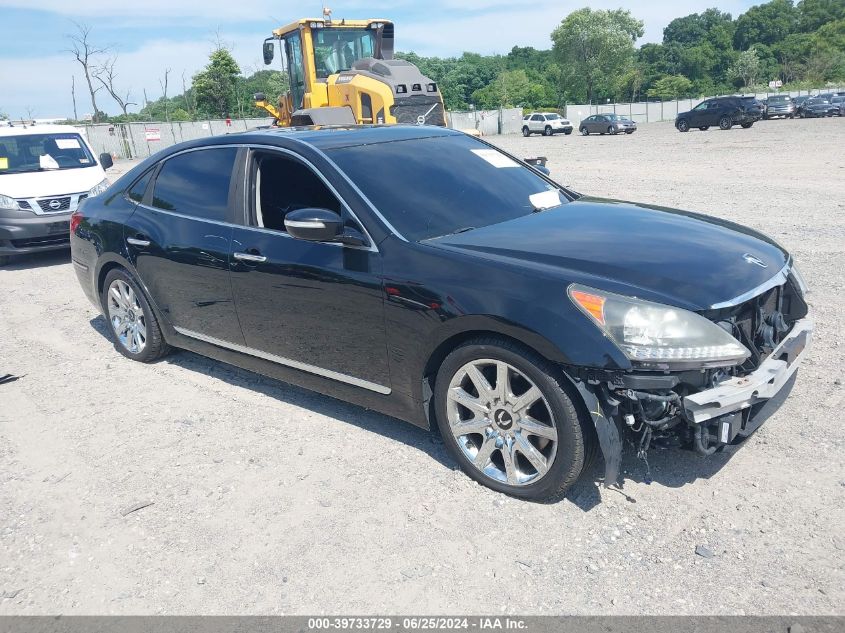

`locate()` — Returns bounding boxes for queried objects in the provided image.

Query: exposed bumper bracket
[683,317,813,423]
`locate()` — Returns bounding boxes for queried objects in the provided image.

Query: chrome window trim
[243,144,379,253]
[708,260,792,310]
[174,326,391,395]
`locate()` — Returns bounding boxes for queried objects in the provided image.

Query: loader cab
[266,18,394,111]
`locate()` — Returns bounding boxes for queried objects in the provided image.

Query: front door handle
[233,251,267,263]
[127,236,151,247]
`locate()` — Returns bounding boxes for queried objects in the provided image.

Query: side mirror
[263,40,275,66]
[285,208,343,242]
[99,152,114,170]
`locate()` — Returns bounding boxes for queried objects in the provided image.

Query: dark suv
[675,97,759,132]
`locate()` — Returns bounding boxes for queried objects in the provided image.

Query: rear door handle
[233,251,267,263]
[127,236,151,247]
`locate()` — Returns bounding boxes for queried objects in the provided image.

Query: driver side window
[251,152,342,233]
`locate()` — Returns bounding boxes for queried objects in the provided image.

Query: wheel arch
[418,317,581,427]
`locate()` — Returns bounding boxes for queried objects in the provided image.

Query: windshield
[328,134,566,241]
[0,132,95,175]
[544,114,560,120]
[313,28,375,78]
[603,113,621,120]
[808,98,828,104]
[769,96,790,102]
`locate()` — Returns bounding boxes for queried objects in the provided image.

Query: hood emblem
[49,199,61,210]
[742,253,768,268]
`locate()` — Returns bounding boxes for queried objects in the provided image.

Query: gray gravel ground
[0,118,843,615]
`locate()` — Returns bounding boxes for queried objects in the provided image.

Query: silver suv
[522,112,573,136]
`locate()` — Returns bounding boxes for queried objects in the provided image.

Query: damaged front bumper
[683,316,813,423]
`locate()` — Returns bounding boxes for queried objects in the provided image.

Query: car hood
[426,197,789,311]
[807,103,831,110]
[0,165,105,198]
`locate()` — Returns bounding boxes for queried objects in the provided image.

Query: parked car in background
[798,97,838,118]
[674,97,757,132]
[578,113,637,135]
[0,123,113,266]
[522,113,573,136]
[830,96,845,116]
[763,95,795,119]
[70,125,812,500]
[739,96,766,120]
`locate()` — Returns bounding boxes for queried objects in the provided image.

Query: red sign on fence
[144,127,161,142]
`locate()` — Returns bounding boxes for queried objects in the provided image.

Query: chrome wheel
[107,279,147,354]
[446,359,558,486]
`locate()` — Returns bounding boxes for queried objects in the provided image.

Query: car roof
[0,123,84,137]
[187,124,465,152]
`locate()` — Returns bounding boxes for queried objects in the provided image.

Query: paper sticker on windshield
[0,157,7,170]
[470,149,519,168]
[79,158,90,164]
[529,190,562,210]
[55,138,81,149]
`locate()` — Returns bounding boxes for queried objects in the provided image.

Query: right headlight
[568,284,750,367]
[0,193,19,210]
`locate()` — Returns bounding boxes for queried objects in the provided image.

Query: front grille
[16,200,32,210]
[11,234,70,249]
[37,197,71,213]
[391,95,447,126]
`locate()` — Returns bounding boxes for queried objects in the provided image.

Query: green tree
[729,49,763,87]
[797,0,845,32]
[734,0,799,50]
[647,74,693,99]
[551,8,644,103]
[193,47,241,118]
[471,69,548,108]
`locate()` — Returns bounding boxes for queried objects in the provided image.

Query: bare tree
[71,76,79,121]
[159,68,171,122]
[182,70,195,118]
[94,56,137,116]
[67,22,108,122]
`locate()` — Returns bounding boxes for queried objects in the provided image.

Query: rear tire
[522,126,530,137]
[101,268,170,363]
[741,122,754,129]
[564,129,572,135]
[719,116,733,130]
[434,337,594,501]
[543,126,553,136]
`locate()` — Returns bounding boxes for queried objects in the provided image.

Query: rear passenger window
[127,170,153,203]
[151,148,237,221]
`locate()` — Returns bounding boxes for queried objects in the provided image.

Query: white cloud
[1,33,265,119]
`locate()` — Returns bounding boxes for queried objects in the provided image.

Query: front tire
[102,268,170,363]
[699,126,709,131]
[434,337,593,500]
[608,126,617,135]
[564,129,572,135]
[741,122,754,129]
[580,127,589,136]
[522,126,530,137]
[677,119,690,132]
[719,116,733,130]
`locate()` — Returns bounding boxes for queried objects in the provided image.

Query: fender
[569,377,623,489]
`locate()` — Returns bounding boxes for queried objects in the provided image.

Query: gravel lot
[1,118,843,615]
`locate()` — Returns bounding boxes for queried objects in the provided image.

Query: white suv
[522,112,573,136]
[0,123,112,265]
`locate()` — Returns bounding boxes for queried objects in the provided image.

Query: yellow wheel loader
[255,9,447,128]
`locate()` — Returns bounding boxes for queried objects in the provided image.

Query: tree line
[400,0,845,110]
[28,1,843,124]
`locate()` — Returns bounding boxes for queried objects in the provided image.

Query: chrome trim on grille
[709,261,792,310]
[173,326,392,395]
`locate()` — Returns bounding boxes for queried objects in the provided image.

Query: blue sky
[0,1,758,119]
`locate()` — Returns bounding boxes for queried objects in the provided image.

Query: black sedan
[579,113,637,135]
[798,98,838,118]
[70,126,812,500]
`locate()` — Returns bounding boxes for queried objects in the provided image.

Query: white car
[522,112,573,137]
[0,123,112,265]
